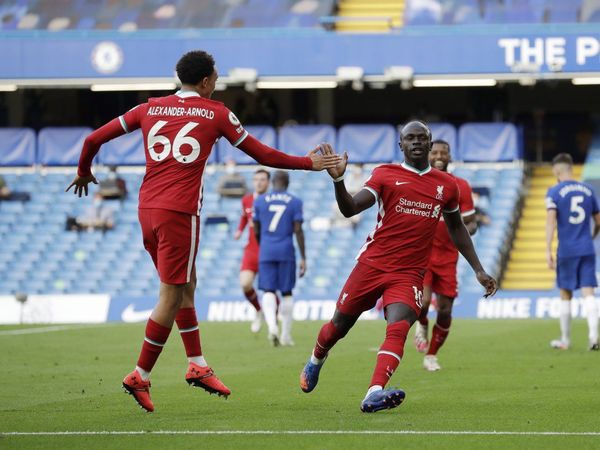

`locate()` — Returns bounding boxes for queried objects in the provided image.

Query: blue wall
[1,25,599,79]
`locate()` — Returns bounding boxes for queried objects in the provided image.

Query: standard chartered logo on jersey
[395,198,440,218]
[91,41,124,75]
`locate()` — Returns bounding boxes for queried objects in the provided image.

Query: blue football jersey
[546,180,599,258]
[254,190,303,262]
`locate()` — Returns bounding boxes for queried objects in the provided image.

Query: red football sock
[136,319,172,372]
[244,288,261,312]
[313,320,348,360]
[370,321,410,388]
[427,316,451,356]
[427,315,452,355]
[175,307,202,358]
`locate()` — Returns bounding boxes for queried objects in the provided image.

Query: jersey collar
[401,161,432,176]
[175,90,201,98]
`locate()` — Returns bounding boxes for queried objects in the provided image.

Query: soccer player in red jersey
[66,50,341,413]
[234,168,270,333]
[299,121,497,413]
[414,140,477,372]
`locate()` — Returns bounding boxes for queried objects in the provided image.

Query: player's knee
[385,303,417,325]
[437,303,453,316]
[331,312,357,336]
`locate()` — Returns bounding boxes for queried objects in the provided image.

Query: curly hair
[176,50,215,85]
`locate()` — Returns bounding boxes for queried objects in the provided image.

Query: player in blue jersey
[546,153,600,350]
[253,170,306,346]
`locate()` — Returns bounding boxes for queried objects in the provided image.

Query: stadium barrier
[0,122,522,166]
[0,290,594,324]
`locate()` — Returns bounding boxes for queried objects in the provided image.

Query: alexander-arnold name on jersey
[395,197,441,219]
[147,106,215,119]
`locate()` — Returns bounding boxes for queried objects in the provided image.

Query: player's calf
[413,321,428,353]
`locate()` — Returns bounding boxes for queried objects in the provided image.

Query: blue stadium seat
[218,125,276,164]
[546,0,581,22]
[338,124,396,163]
[38,127,92,166]
[458,123,519,161]
[279,125,336,157]
[0,128,36,166]
[101,129,145,166]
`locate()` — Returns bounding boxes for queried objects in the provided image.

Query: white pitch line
[0,324,115,336]
[2,430,600,437]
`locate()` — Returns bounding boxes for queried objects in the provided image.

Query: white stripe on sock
[144,337,164,347]
[378,350,401,363]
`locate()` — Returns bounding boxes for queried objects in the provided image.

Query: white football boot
[423,355,441,371]
[251,310,264,334]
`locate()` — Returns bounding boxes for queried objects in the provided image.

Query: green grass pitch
[1,319,599,449]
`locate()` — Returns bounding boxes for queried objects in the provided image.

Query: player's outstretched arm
[65,116,130,197]
[444,209,497,297]
[237,136,341,171]
[323,148,375,217]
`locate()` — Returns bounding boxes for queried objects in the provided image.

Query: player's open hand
[307,143,342,171]
[299,259,306,278]
[476,271,497,298]
[318,143,348,180]
[65,174,98,197]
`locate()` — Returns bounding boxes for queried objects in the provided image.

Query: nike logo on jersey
[395,181,410,185]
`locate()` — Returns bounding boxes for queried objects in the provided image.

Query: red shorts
[241,248,259,273]
[423,262,458,298]
[139,208,200,285]
[336,262,424,316]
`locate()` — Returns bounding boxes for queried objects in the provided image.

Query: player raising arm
[545,153,600,351]
[66,50,341,413]
[300,121,497,413]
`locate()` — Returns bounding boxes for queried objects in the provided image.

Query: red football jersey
[119,90,248,215]
[238,192,259,252]
[357,162,460,272]
[429,174,475,266]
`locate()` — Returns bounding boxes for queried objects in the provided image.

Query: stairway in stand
[502,165,582,290]
[335,0,404,32]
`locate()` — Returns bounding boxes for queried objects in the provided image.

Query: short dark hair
[176,51,215,85]
[431,139,450,151]
[272,170,289,188]
[255,168,270,179]
[400,121,432,140]
[552,153,573,166]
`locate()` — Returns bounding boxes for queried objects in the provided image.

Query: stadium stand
[0,128,36,166]
[338,124,396,163]
[278,124,337,157]
[502,165,583,290]
[218,125,277,165]
[0,123,522,298]
[0,0,336,30]
[0,0,591,32]
[38,127,92,166]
